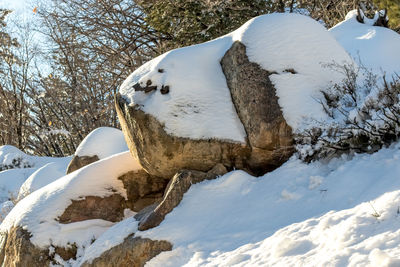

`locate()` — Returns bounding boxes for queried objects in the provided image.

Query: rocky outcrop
[119,170,169,212]
[221,41,294,172]
[137,164,227,231]
[80,236,172,267]
[66,155,99,174]
[58,170,169,225]
[116,41,294,178]
[58,194,126,223]
[0,227,50,267]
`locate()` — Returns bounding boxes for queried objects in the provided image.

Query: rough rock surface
[81,236,172,267]
[66,155,99,174]
[58,194,126,223]
[0,227,50,267]
[119,170,169,212]
[116,41,294,178]
[116,95,250,178]
[58,170,169,224]
[221,41,294,171]
[137,164,227,231]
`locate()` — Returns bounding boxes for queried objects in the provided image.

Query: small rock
[57,194,126,223]
[160,85,170,95]
[137,164,227,231]
[66,155,99,174]
[80,236,172,267]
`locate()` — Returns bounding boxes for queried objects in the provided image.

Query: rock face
[81,236,172,267]
[116,41,294,178]
[119,170,169,212]
[58,170,169,225]
[0,227,50,267]
[58,194,126,223]
[116,96,250,178]
[137,164,227,231]
[66,155,99,174]
[221,41,294,171]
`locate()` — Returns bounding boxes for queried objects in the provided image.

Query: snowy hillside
[142,143,400,266]
[0,10,399,267]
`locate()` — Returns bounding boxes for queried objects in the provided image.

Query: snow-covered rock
[0,150,172,265]
[0,152,139,265]
[117,13,353,178]
[330,10,400,78]
[74,127,128,159]
[66,127,129,174]
[17,161,70,200]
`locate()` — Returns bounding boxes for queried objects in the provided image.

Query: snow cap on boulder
[117,13,354,178]
[66,127,129,173]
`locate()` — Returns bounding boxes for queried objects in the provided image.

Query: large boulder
[80,236,172,267]
[117,14,352,178]
[115,40,292,178]
[119,170,169,212]
[116,97,251,178]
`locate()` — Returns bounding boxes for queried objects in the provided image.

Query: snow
[0,201,14,222]
[0,145,69,170]
[142,142,400,266]
[74,127,129,159]
[0,145,71,221]
[330,10,400,78]
[188,191,400,266]
[0,168,36,202]
[17,160,70,200]
[0,151,141,250]
[120,13,353,137]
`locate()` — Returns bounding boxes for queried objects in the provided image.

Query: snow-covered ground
[0,10,399,267]
[142,143,400,266]
[0,145,69,171]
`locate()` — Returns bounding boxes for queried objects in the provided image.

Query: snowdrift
[330,10,400,77]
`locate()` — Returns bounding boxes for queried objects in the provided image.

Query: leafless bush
[296,64,400,161]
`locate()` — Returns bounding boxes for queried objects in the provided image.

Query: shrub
[296,64,400,161]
